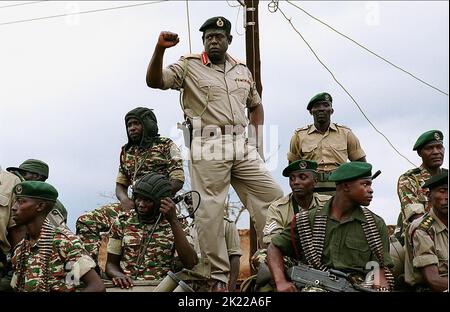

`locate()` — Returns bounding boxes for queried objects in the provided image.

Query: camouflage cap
[13,181,58,203]
[282,159,318,177]
[413,130,444,151]
[6,159,49,178]
[307,92,332,110]
[422,171,448,190]
[328,162,373,183]
[199,16,231,34]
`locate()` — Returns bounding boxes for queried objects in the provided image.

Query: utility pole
[244,0,261,275]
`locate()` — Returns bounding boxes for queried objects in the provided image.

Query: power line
[276,6,418,168]
[0,1,45,9]
[226,0,241,8]
[0,1,167,27]
[286,0,449,97]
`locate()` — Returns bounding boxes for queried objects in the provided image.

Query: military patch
[15,185,22,194]
[434,132,442,141]
[299,161,307,169]
[216,17,224,27]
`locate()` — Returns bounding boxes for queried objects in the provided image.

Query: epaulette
[315,193,332,203]
[295,125,311,133]
[334,123,350,129]
[183,53,201,59]
[418,213,434,232]
[404,167,422,176]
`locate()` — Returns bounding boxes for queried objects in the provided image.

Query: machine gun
[287,264,377,292]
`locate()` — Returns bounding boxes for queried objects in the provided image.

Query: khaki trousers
[189,134,283,283]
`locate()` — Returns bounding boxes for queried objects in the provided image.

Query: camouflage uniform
[116,136,184,188]
[76,203,122,263]
[107,210,191,281]
[11,223,96,292]
[395,166,448,241]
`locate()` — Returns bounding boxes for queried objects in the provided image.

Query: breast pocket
[326,143,348,163]
[231,80,250,105]
[0,193,11,207]
[345,237,371,269]
[301,143,317,158]
[198,79,222,103]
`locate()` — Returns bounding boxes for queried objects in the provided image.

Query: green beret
[199,16,231,34]
[413,130,444,151]
[307,92,332,110]
[282,159,318,177]
[13,181,58,202]
[422,171,448,190]
[328,162,373,183]
[7,159,49,178]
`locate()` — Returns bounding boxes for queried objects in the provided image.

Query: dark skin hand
[80,269,106,292]
[146,31,179,88]
[228,255,241,292]
[115,183,134,212]
[267,243,297,292]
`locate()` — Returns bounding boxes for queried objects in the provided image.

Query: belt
[317,171,334,182]
[192,125,245,137]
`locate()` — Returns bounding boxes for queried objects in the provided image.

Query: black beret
[199,16,231,34]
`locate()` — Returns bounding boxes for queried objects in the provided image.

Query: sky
[1,1,448,231]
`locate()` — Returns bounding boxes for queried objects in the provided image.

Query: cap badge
[434,132,441,140]
[15,185,22,194]
[299,161,307,169]
[216,18,224,27]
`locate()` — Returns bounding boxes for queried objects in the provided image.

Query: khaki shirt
[0,168,20,253]
[287,123,366,172]
[404,209,448,286]
[162,53,261,128]
[263,192,331,244]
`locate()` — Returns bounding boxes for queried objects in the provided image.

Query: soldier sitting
[10,181,104,292]
[244,160,330,291]
[105,173,197,289]
[267,162,394,292]
[76,107,184,265]
[404,171,448,292]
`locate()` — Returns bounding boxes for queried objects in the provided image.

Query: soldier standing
[10,181,104,292]
[105,173,197,289]
[395,130,447,242]
[287,92,366,193]
[404,171,448,292]
[145,16,283,291]
[267,162,394,292]
[76,107,184,264]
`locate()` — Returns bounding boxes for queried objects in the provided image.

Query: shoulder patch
[418,213,434,232]
[295,125,311,133]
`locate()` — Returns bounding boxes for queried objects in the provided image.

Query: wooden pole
[244,0,261,275]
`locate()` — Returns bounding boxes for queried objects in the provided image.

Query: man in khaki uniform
[0,166,20,291]
[146,16,283,291]
[263,159,331,245]
[404,171,448,292]
[287,92,366,193]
